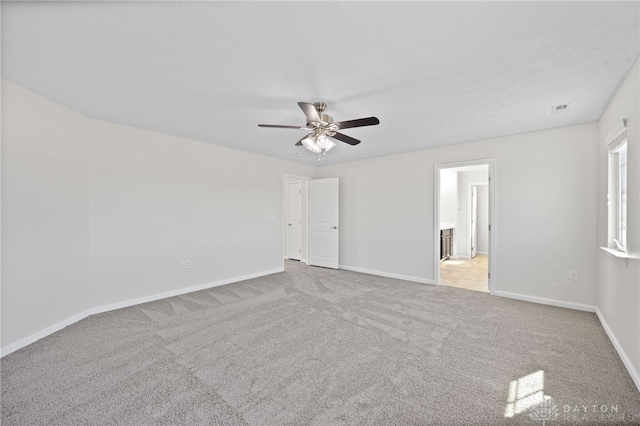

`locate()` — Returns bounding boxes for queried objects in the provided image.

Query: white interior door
[309,177,339,269]
[287,181,302,260]
[470,185,478,258]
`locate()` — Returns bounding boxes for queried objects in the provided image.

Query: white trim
[1,267,283,358]
[604,118,628,147]
[599,246,631,266]
[493,290,596,312]
[1,310,91,358]
[448,255,467,260]
[596,308,640,392]
[339,264,435,285]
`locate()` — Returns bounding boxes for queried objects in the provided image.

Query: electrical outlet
[179,261,185,270]
[569,270,578,281]
[185,260,191,269]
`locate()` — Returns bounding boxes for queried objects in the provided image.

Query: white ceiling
[2,1,638,166]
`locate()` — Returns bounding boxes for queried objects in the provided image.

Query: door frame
[282,174,311,266]
[434,158,496,294]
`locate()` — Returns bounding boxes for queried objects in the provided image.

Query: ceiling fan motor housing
[319,113,333,124]
[312,102,333,125]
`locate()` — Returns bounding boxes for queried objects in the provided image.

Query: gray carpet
[2,260,639,425]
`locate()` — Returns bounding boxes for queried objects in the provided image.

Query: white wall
[2,81,91,346]
[88,120,314,306]
[316,154,435,281]
[596,59,639,383]
[316,123,599,307]
[1,81,315,352]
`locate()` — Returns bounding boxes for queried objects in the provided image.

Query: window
[607,119,628,252]
[616,142,627,249]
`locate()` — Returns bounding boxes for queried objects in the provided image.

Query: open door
[308,177,339,269]
[470,185,478,259]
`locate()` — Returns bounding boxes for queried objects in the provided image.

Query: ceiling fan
[258,102,380,154]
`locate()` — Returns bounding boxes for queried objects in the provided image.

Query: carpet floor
[2,260,639,425]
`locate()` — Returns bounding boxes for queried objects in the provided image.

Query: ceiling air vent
[551,103,571,115]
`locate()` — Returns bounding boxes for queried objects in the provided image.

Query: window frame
[606,120,628,253]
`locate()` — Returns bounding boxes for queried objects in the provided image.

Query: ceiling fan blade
[335,117,380,130]
[331,132,361,146]
[298,102,322,124]
[258,124,306,129]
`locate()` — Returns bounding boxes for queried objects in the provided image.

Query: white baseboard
[492,290,596,312]
[87,267,284,317]
[339,264,435,285]
[0,267,283,358]
[596,308,640,392]
[0,310,92,358]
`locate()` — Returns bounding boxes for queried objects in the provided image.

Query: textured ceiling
[2,1,639,166]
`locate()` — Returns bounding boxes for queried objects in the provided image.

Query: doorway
[435,160,495,293]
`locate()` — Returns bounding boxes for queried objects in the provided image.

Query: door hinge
[488,272,491,279]
[488,224,491,231]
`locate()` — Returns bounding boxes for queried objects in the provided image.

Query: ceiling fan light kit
[302,132,336,154]
[258,102,380,156]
